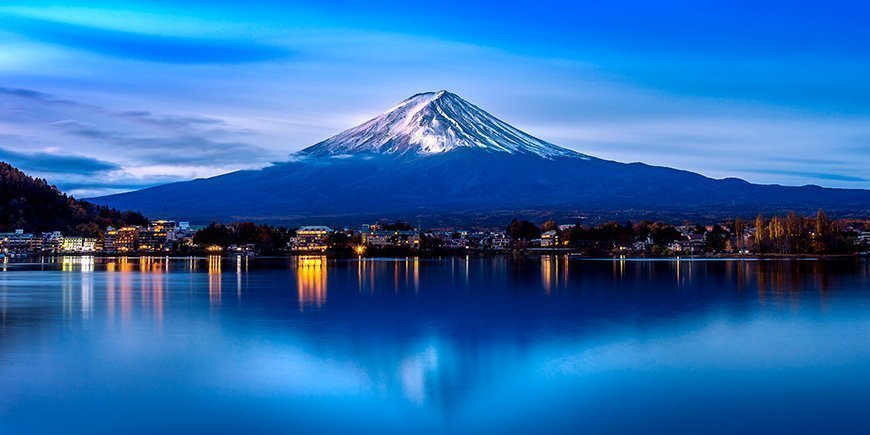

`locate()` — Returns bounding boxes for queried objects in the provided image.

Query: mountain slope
[0,162,148,233]
[91,91,870,224]
[301,90,582,159]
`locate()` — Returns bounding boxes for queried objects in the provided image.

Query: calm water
[1,256,869,434]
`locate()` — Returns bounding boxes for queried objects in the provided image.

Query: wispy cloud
[0,146,120,175]
[3,14,290,64]
[116,111,228,130]
[741,169,867,184]
[0,85,282,196]
[50,119,272,165]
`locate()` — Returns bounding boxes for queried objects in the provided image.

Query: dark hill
[0,162,148,234]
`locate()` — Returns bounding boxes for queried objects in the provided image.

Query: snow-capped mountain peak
[299,90,585,159]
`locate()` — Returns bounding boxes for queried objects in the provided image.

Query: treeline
[0,162,149,235]
[752,210,856,255]
[193,222,296,254]
[508,210,864,256]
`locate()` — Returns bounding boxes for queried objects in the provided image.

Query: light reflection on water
[0,256,868,433]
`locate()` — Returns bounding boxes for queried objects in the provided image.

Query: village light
[354,245,366,256]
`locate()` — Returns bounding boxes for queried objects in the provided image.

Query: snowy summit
[300,90,585,159]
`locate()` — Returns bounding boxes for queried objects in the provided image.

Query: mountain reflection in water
[0,256,868,434]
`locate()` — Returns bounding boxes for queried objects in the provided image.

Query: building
[541,230,561,247]
[104,226,139,253]
[361,225,421,249]
[61,236,96,253]
[138,220,176,252]
[293,226,333,252]
[41,231,63,253]
[0,229,34,254]
[485,232,512,251]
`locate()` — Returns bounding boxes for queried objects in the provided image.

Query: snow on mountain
[300,90,586,159]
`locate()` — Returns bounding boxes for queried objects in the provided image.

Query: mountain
[302,90,581,159]
[0,162,148,234]
[91,91,870,225]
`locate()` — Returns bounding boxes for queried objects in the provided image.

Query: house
[361,224,421,249]
[293,226,333,252]
[541,230,560,247]
[485,232,512,251]
[61,236,97,253]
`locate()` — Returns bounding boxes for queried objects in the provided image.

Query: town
[1,210,868,258]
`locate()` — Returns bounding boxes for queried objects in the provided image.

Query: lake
[1,256,869,434]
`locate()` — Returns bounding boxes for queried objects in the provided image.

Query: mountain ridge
[90,91,870,224]
[299,90,584,159]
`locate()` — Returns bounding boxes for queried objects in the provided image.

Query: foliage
[379,220,414,231]
[752,209,857,254]
[193,222,295,253]
[507,219,541,241]
[0,162,148,234]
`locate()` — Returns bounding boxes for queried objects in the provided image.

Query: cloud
[0,146,120,175]
[50,119,274,165]
[116,111,228,130]
[741,169,867,183]
[3,14,290,64]
[0,86,82,107]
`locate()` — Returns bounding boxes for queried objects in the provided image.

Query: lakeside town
[2,210,868,258]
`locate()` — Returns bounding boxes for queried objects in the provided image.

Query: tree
[755,214,767,252]
[540,220,558,233]
[380,220,414,231]
[507,219,541,241]
[733,217,747,252]
[704,225,728,253]
[0,162,147,234]
[813,209,829,254]
[193,223,233,247]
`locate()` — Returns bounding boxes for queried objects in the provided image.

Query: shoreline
[2,252,866,262]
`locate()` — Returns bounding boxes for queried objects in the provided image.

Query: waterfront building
[541,230,560,247]
[0,229,35,254]
[293,226,333,252]
[61,236,96,253]
[104,226,140,253]
[41,231,63,253]
[138,220,176,252]
[484,232,512,251]
[360,225,421,249]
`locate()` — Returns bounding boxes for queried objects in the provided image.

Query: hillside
[0,162,148,234]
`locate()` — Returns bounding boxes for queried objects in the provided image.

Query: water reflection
[0,257,868,433]
[541,255,569,294]
[60,256,94,320]
[296,255,327,310]
[208,255,222,307]
[235,255,248,300]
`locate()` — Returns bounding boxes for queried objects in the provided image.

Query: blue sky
[1,1,868,196]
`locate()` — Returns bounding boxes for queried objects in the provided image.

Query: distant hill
[92,91,870,225]
[0,162,148,234]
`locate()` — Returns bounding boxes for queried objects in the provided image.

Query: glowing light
[354,245,366,256]
[297,255,327,310]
